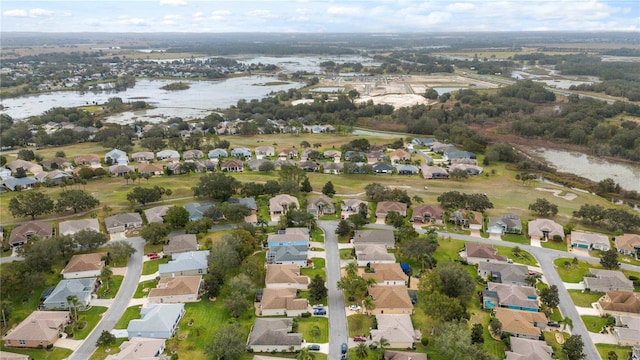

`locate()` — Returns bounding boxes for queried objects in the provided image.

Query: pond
[532,148,640,192]
[0,77,304,123]
[433,87,465,95]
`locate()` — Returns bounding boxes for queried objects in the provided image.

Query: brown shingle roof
[163,234,199,254]
[376,201,407,216]
[362,263,408,284]
[8,221,53,245]
[600,291,640,314]
[265,264,309,286]
[369,286,413,310]
[465,243,508,262]
[260,288,308,311]
[4,311,69,343]
[615,233,640,254]
[148,276,202,298]
[248,318,302,346]
[61,253,106,275]
[495,308,547,337]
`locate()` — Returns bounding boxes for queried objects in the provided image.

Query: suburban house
[41,278,97,310]
[61,253,106,279]
[132,151,155,162]
[59,219,100,236]
[506,337,553,360]
[109,164,135,177]
[137,163,164,176]
[354,243,396,267]
[449,163,483,176]
[183,149,204,161]
[363,263,409,286]
[34,170,73,184]
[265,264,309,289]
[298,160,320,172]
[323,150,342,161]
[127,303,185,339]
[477,262,529,286]
[444,150,475,162]
[340,199,367,213]
[3,176,38,191]
[41,157,72,171]
[163,234,199,255]
[487,215,523,235]
[267,228,309,247]
[411,204,444,224]
[598,291,640,316]
[461,243,509,265]
[615,233,640,258]
[449,210,483,230]
[372,162,394,174]
[0,351,28,360]
[375,201,407,220]
[368,286,414,315]
[255,146,275,158]
[267,244,308,267]
[229,197,258,215]
[528,219,564,240]
[231,147,252,159]
[0,167,12,179]
[389,149,411,164]
[613,315,640,346]
[74,154,101,167]
[420,165,449,180]
[105,149,128,165]
[144,205,170,224]
[384,351,427,360]
[159,251,209,278]
[307,195,335,217]
[370,314,420,349]
[571,231,610,251]
[247,318,302,352]
[105,212,143,233]
[148,276,202,304]
[483,282,539,312]
[208,148,228,159]
[584,269,634,293]
[8,220,53,247]
[247,159,271,171]
[8,159,43,174]
[105,337,166,360]
[156,150,180,161]
[344,151,366,162]
[3,311,69,349]
[220,159,244,172]
[278,148,298,160]
[259,287,309,317]
[269,194,299,217]
[183,202,214,221]
[395,164,419,175]
[494,308,548,340]
[352,229,395,249]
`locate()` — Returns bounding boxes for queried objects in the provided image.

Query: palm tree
[412,195,424,204]
[525,272,541,287]
[345,262,358,277]
[376,337,390,360]
[296,347,316,360]
[559,316,573,331]
[363,295,375,315]
[101,266,113,291]
[66,295,79,321]
[355,342,368,360]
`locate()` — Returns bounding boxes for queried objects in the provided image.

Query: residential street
[319,221,348,360]
[67,237,145,360]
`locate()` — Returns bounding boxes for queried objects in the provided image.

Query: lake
[0,77,304,123]
[533,148,640,192]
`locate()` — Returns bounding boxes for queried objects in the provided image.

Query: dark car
[341,343,348,354]
[353,336,367,342]
[308,344,320,351]
[547,321,561,328]
[313,308,327,316]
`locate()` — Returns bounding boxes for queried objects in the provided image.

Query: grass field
[0,344,73,360]
[97,275,124,299]
[298,316,329,343]
[568,290,603,307]
[141,257,169,275]
[543,331,569,360]
[73,306,108,339]
[115,305,141,329]
[89,338,127,360]
[347,314,375,337]
[301,257,326,281]
[541,240,569,252]
[581,315,611,333]
[595,344,634,360]
[134,279,158,299]
[501,234,530,245]
[553,258,598,283]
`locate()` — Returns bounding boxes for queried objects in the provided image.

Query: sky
[1,0,639,33]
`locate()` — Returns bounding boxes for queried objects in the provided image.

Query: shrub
[421,337,429,346]
[300,312,311,318]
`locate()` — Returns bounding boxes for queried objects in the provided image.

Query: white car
[312,304,324,309]
[348,305,361,311]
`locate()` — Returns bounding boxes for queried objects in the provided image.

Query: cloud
[29,8,54,17]
[117,17,147,26]
[296,8,315,15]
[3,9,28,17]
[327,6,365,16]
[211,10,230,16]
[160,0,187,5]
[164,14,181,20]
[445,3,476,12]
[247,9,277,19]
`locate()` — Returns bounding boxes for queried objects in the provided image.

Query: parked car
[353,336,367,342]
[348,305,361,311]
[312,304,324,309]
[147,252,161,260]
[313,308,327,316]
[547,321,561,328]
[308,344,321,351]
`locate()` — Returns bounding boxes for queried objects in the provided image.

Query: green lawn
[340,248,354,260]
[115,306,141,329]
[595,344,634,360]
[581,315,611,333]
[301,258,326,281]
[299,290,327,308]
[97,275,124,299]
[89,338,128,360]
[347,314,375,337]
[310,228,325,243]
[134,279,158,299]
[0,344,73,360]
[501,234,530,245]
[432,238,466,264]
[568,290,603,307]
[541,240,568,252]
[298,316,329,343]
[543,331,569,360]
[72,306,108,339]
[494,245,538,266]
[142,257,170,275]
[554,258,599,283]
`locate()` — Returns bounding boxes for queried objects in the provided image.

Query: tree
[471,323,484,344]
[258,161,275,172]
[400,232,439,270]
[363,295,375,315]
[193,173,240,201]
[67,295,79,320]
[21,237,59,272]
[385,211,405,228]
[242,182,265,197]
[335,219,353,237]
[600,248,620,269]
[429,262,475,302]
[141,136,166,152]
[242,255,266,285]
[74,229,108,251]
[420,290,467,321]
[54,235,76,259]
[355,342,368,360]
[434,321,496,360]
[449,168,470,180]
[185,217,214,234]
[300,140,311,148]
[219,203,252,222]
[205,323,246,360]
[202,268,225,298]
[528,198,559,217]
[437,191,466,210]
[17,149,35,161]
[107,241,136,266]
[309,274,328,301]
[322,181,336,197]
[337,275,369,302]
[297,347,316,360]
[300,177,312,193]
[101,266,113,291]
[164,206,190,228]
[9,191,55,219]
[264,180,281,196]
[56,190,100,213]
[224,275,254,318]
[279,165,306,186]
[141,223,171,244]
[540,285,560,309]
[489,318,502,335]
[563,334,585,360]
[345,262,359,277]
[96,330,116,347]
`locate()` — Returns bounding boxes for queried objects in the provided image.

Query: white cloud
[193,11,204,17]
[3,9,28,17]
[117,17,147,26]
[296,8,315,15]
[211,10,230,16]
[247,9,277,19]
[162,20,177,25]
[160,0,187,5]
[29,8,54,17]
[164,14,181,20]
[445,3,476,12]
[327,6,363,16]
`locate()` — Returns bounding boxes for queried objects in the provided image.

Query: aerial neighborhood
[1,31,640,360]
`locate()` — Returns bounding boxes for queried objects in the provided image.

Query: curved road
[68,237,145,360]
[319,221,348,360]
